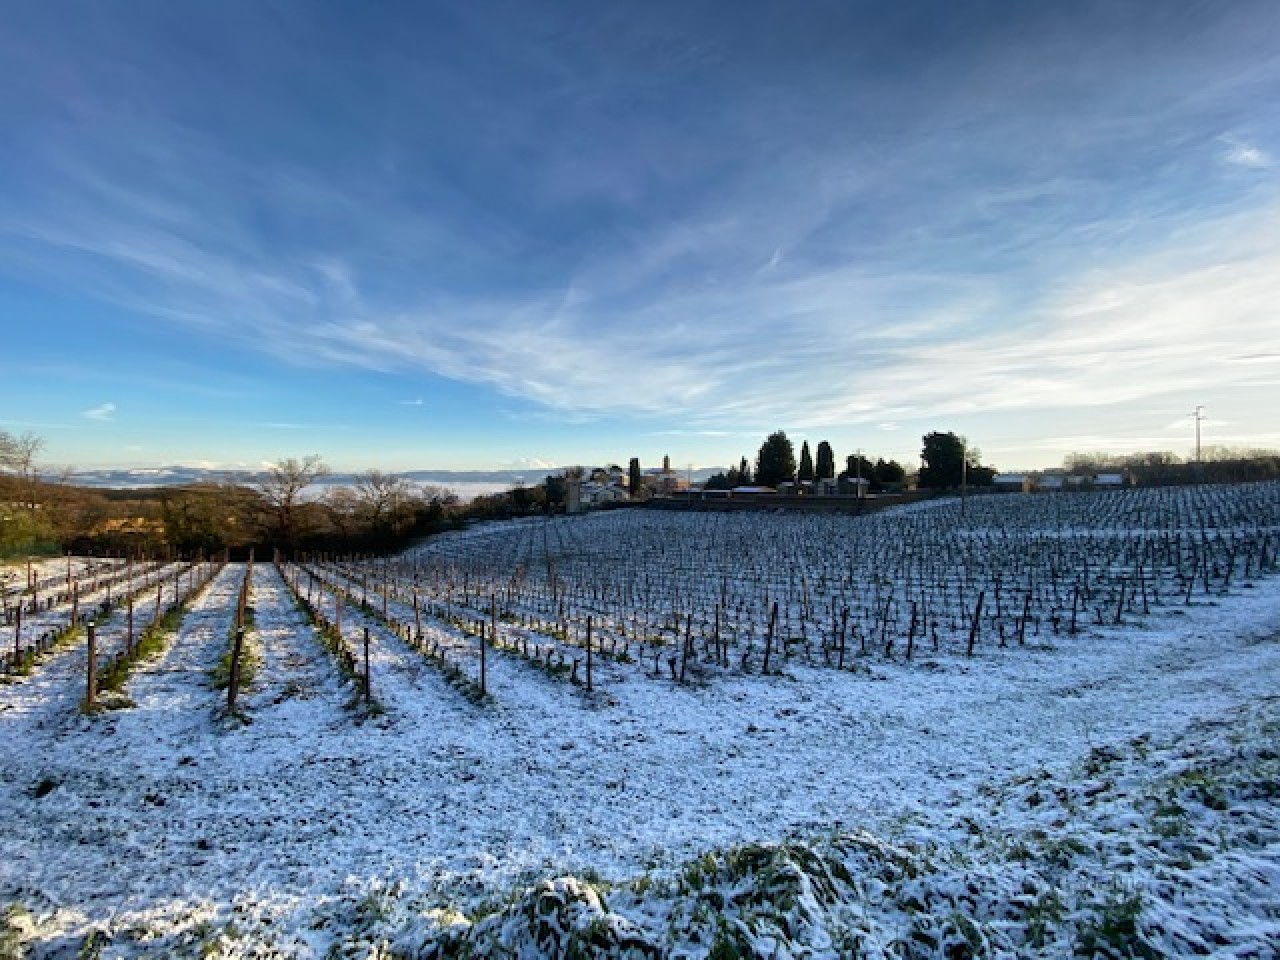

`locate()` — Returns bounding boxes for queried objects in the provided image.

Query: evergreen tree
[919,432,986,489]
[628,458,642,495]
[873,458,906,488]
[842,453,874,480]
[738,456,752,485]
[755,431,797,487]
[797,441,814,482]
[543,473,568,510]
[815,441,835,480]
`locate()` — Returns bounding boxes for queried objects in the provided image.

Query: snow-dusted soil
[2,561,184,674]
[420,698,1280,958]
[2,557,1279,956]
[1,558,125,601]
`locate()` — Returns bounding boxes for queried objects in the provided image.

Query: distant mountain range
[56,465,727,490]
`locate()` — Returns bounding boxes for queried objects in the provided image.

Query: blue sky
[1,1,1278,474]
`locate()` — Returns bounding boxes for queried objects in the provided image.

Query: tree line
[0,440,469,558]
[6,423,1278,559]
[1062,448,1280,487]
[700,429,986,492]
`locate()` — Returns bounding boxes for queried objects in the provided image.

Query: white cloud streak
[1222,137,1271,169]
[11,154,1280,437]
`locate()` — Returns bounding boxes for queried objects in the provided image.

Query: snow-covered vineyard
[2,483,1279,957]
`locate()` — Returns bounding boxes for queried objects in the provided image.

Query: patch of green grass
[1170,767,1229,811]
[706,916,752,960]
[210,611,260,692]
[99,616,172,693]
[682,852,719,891]
[1037,834,1091,869]
[1076,888,1157,959]
[1024,889,1065,948]
[77,929,106,960]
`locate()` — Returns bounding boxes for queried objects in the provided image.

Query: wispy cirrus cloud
[1222,136,1271,169]
[82,402,116,422]
[11,148,1280,436]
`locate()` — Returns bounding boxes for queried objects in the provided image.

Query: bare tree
[322,486,363,539]
[0,431,45,509]
[258,455,329,548]
[160,482,259,554]
[354,470,413,535]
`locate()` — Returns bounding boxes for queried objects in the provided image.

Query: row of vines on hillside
[294,483,1280,698]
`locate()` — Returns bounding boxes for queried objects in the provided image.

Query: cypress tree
[755,431,797,487]
[798,441,815,482]
[816,441,835,480]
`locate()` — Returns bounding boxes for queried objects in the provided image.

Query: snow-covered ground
[1,530,1278,956]
[1,557,126,603]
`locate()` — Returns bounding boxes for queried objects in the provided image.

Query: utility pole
[1192,405,1204,462]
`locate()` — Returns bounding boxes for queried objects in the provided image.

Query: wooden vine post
[362,627,372,704]
[762,601,778,674]
[713,603,722,666]
[490,593,498,648]
[585,615,593,693]
[682,614,696,682]
[227,626,245,712]
[838,606,849,670]
[85,621,97,710]
[966,590,985,657]
[236,572,248,628]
